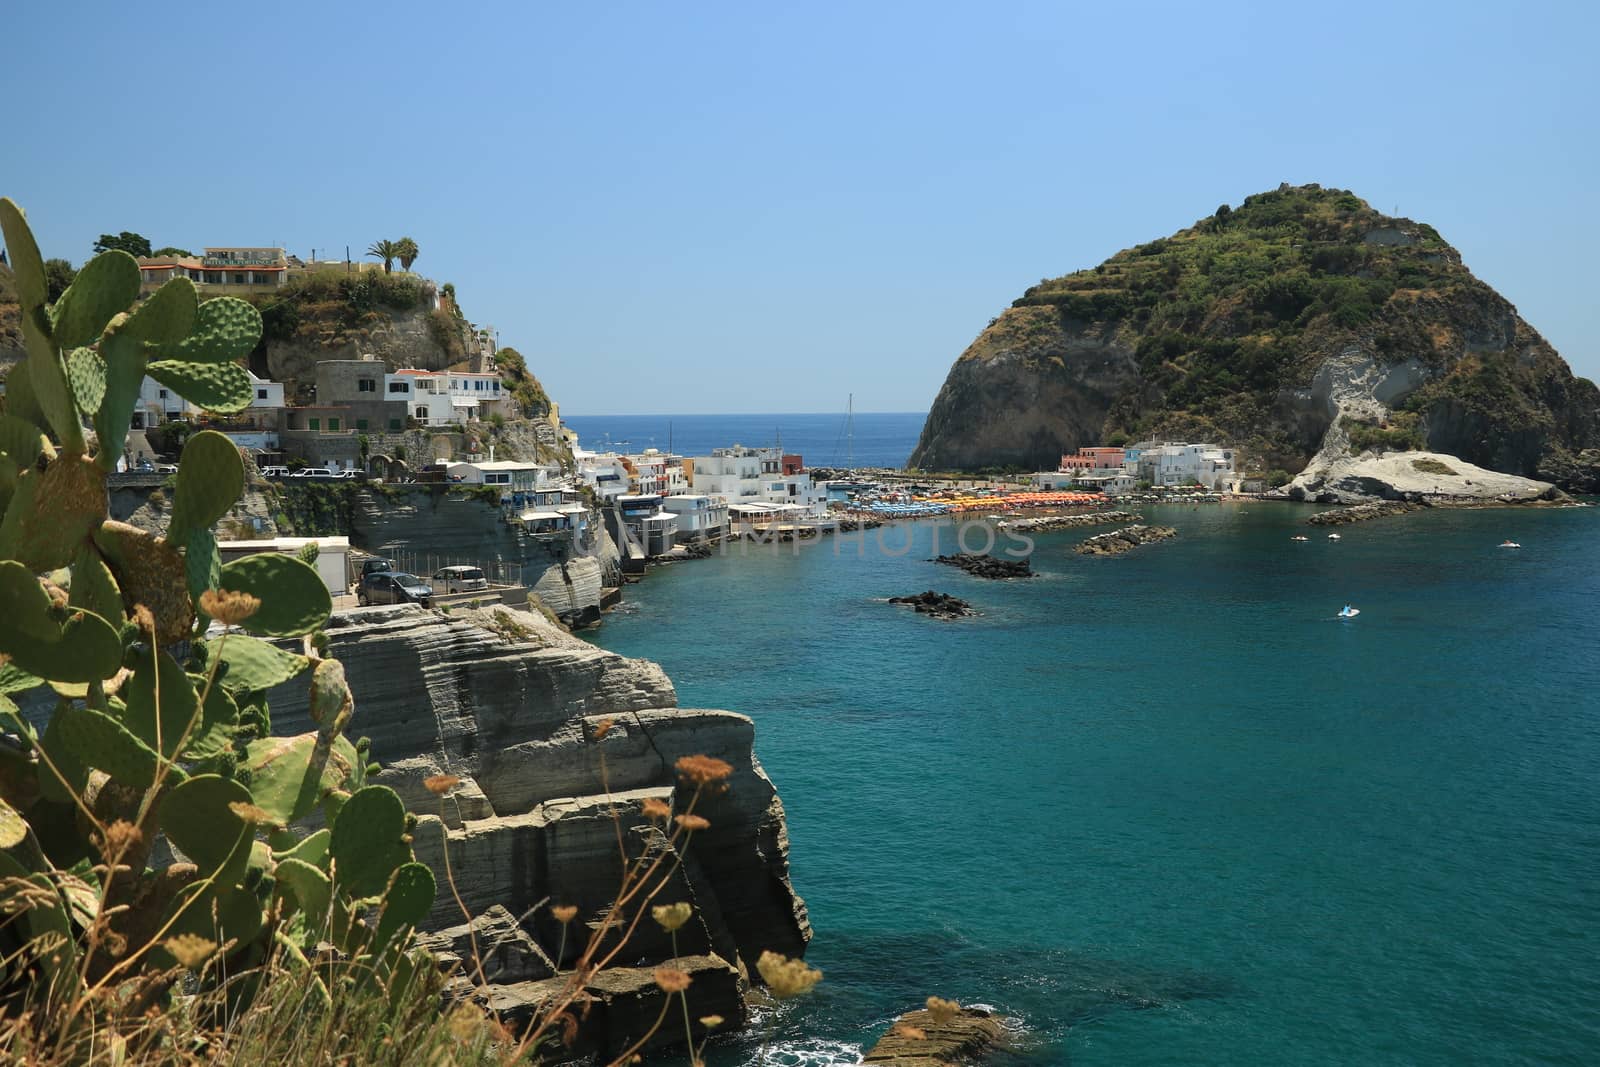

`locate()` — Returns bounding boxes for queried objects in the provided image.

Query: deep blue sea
[560,412,927,469]
[589,501,1600,1065]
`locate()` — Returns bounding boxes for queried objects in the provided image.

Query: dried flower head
[699,1015,725,1030]
[591,717,614,741]
[550,904,578,924]
[653,966,693,994]
[199,588,261,625]
[164,934,217,970]
[926,996,961,1024]
[96,820,143,865]
[675,813,711,833]
[423,774,461,796]
[756,950,823,999]
[893,1024,928,1040]
[0,876,60,914]
[676,754,733,786]
[652,901,693,933]
[227,801,278,827]
[641,796,672,820]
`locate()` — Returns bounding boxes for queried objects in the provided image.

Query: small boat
[1338,605,1360,618]
[1498,540,1521,549]
[1328,533,1342,540]
[1291,535,1309,542]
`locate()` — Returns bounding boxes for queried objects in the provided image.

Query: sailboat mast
[847,393,854,469]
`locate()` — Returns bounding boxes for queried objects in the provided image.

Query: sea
[577,414,1600,1065]
[561,411,927,469]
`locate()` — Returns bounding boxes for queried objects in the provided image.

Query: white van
[432,566,488,593]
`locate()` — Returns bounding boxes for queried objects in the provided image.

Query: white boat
[1328,533,1342,540]
[1291,535,1308,542]
[1338,605,1360,618]
[1498,540,1521,549]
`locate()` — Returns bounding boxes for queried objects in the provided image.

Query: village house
[685,445,826,515]
[137,247,289,295]
[661,494,729,543]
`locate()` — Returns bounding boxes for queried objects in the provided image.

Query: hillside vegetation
[910,184,1600,480]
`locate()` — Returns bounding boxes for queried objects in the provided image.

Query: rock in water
[888,590,976,619]
[864,1006,1009,1065]
[906,185,1600,491]
[1075,525,1177,556]
[933,553,1032,578]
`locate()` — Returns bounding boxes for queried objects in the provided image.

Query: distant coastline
[562,410,926,470]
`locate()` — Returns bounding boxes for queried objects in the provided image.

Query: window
[308,418,320,431]
[493,381,500,392]
[356,419,369,431]
[388,418,401,430]
[358,379,376,393]
[388,382,408,393]
[256,388,269,400]
[158,389,169,399]
[327,418,340,432]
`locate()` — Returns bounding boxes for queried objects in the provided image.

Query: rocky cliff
[909,184,1600,488]
[265,603,811,1054]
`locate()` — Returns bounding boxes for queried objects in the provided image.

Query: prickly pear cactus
[0,198,434,1021]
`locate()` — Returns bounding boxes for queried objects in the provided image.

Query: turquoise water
[589,503,1600,1064]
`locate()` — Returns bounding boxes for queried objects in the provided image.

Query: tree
[150,245,193,257]
[366,239,400,273]
[395,236,419,272]
[43,258,76,302]
[92,231,152,257]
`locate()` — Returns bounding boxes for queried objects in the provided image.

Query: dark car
[358,571,432,607]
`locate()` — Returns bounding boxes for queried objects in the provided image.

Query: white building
[573,449,632,500]
[446,459,556,492]
[686,445,826,515]
[624,449,690,496]
[661,494,729,543]
[133,376,200,428]
[394,365,510,427]
[1132,442,1236,489]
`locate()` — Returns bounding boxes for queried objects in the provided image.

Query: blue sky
[6,1,1597,414]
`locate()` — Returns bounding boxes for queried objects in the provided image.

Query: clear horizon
[7,0,1597,415]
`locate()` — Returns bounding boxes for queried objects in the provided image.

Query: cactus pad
[208,634,309,695]
[0,562,122,683]
[372,862,436,951]
[123,276,197,345]
[145,359,254,414]
[93,520,193,644]
[67,543,123,627]
[0,453,107,572]
[328,785,410,899]
[217,553,331,637]
[160,774,253,875]
[122,647,201,759]
[243,731,355,826]
[50,250,140,349]
[158,297,261,365]
[186,527,220,605]
[275,857,333,921]
[64,348,106,416]
[166,431,244,545]
[53,703,173,789]
[0,199,47,310]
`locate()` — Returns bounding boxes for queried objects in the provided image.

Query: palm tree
[395,236,419,272]
[366,239,400,274]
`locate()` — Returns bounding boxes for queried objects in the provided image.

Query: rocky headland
[263,602,810,1058]
[1076,525,1178,556]
[888,590,976,619]
[933,553,1032,579]
[864,1006,1010,1065]
[1281,449,1564,506]
[907,184,1600,495]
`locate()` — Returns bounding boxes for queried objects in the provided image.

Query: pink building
[1059,447,1127,471]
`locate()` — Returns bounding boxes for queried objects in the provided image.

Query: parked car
[361,558,394,578]
[432,566,488,593]
[292,468,336,479]
[155,464,178,475]
[259,465,289,478]
[357,571,432,607]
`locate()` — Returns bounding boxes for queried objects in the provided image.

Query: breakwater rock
[1307,500,1423,526]
[864,1006,1009,1065]
[934,553,1032,579]
[264,603,810,1051]
[1002,509,1141,532]
[1075,525,1178,556]
[1284,450,1562,505]
[888,590,975,619]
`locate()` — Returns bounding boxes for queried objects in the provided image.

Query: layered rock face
[264,603,811,1046]
[908,185,1600,487]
